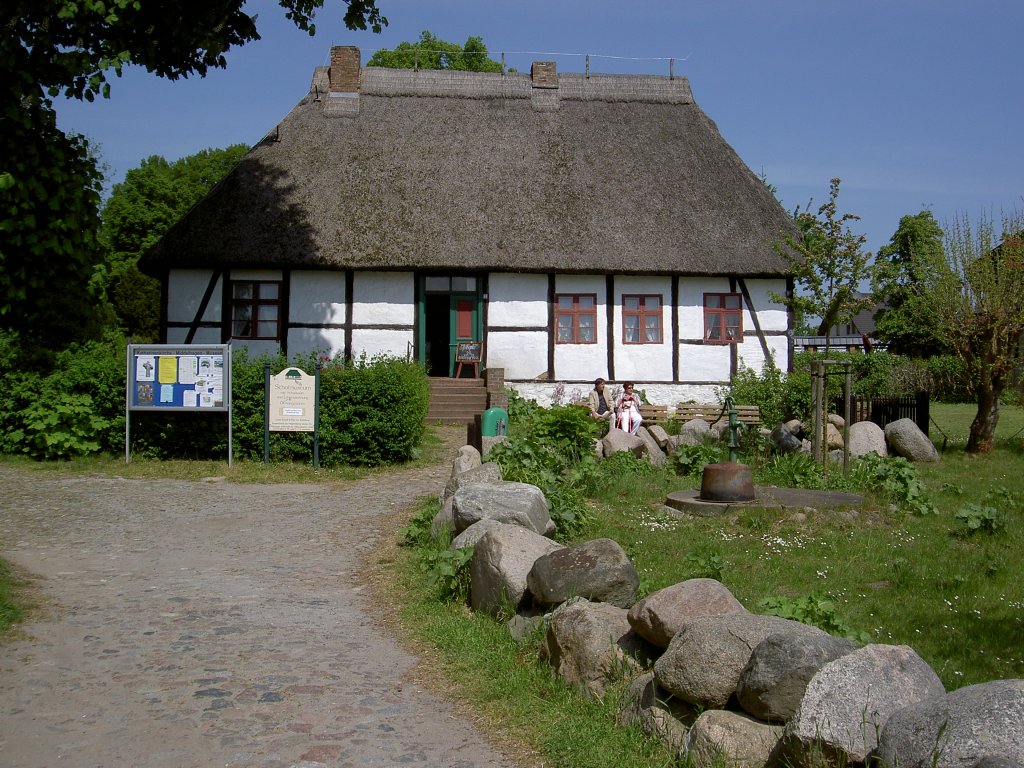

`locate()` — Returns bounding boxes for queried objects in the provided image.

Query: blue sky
[56,0,1023,256]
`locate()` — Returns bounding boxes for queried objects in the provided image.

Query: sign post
[455,341,482,379]
[264,366,321,469]
[126,344,232,465]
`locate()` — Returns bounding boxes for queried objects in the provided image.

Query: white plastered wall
[167,270,222,324]
[287,328,346,360]
[290,270,346,325]
[351,272,415,325]
[612,275,673,382]
[486,273,548,378]
[553,274,609,381]
[351,328,414,360]
[166,327,222,345]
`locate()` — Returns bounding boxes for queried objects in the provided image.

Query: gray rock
[876,679,1024,768]
[680,418,711,439]
[618,672,696,757]
[450,444,482,479]
[736,633,859,722]
[627,578,747,649]
[647,424,671,449]
[684,709,784,768]
[449,518,502,550]
[784,419,804,437]
[774,643,946,766]
[602,428,645,458]
[430,496,454,542]
[480,435,507,457]
[667,431,704,451]
[828,449,846,464]
[848,420,888,458]
[452,481,553,535]
[885,418,940,462]
[828,413,845,429]
[654,613,826,709]
[527,538,640,609]
[593,437,604,459]
[469,525,562,616]
[826,422,844,449]
[636,427,667,466]
[506,613,546,644]
[770,424,802,454]
[442,460,503,502]
[542,599,655,697]
[973,759,1024,768]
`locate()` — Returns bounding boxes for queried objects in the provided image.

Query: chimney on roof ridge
[531,61,558,89]
[325,46,360,117]
[329,46,360,93]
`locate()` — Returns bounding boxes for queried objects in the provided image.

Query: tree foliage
[1,0,384,345]
[100,145,250,339]
[771,178,874,350]
[925,213,1024,453]
[367,30,503,72]
[872,210,949,356]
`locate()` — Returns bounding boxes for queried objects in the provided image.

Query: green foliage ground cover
[389,401,1023,768]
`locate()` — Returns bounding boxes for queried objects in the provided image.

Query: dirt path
[0,439,516,768]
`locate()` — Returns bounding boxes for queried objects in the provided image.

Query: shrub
[852,453,936,515]
[669,441,725,477]
[724,355,811,425]
[759,592,871,643]
[420,546,474,602]
[953,504,1005,536]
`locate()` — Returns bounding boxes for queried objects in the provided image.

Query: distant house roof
[141,53,797,277]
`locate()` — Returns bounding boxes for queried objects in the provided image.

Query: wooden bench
[675,403,761,426]
[638,404,671,425]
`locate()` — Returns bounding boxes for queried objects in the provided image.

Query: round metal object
[699,461,755,502]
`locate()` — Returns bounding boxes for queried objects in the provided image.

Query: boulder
[627,578,747,649]
[449,518,502,550]
[452,481,554,535]
[654,613,826,709]
[876,679,1024,768]
[647,424,671,449]
[680,418,711,440]
[828,449,846,464]
[826,422,844,450]
[885,418,940,462]
[506,613,545,644]
[736,633,859,722]
[848,420,888,458]
[442,460,503,502]
[450,444,482,479]
[618,672,696,757]
[828,413,845,429]
[770,424,802,454]
[469,525,562,616]
[430,496,455,542]
[602,428,645,458]
[542,599,656,697]
[636,427,667,466]
[684,709,784,768]
[784,419,804,437]
[527,538,640,609]
[773,643,945,766]
[668,431,703,451]
[480,435,507,457]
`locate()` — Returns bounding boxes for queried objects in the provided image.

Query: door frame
[417,274,483,377]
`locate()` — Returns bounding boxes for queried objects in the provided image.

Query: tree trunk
[967,380,1002,453]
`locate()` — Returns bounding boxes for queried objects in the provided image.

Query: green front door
[419,276,482,377]
[450,293,479,376]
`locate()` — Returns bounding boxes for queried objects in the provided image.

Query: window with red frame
[554,294,597,344]
[704,293,743,343]
[623,294,662,344]
[230,280,282,340]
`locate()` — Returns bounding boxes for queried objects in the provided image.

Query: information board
[268,367,316,432]
[455,341,482,362]
[127,344,231,411]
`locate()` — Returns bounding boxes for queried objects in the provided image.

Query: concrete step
[427,377,487,423]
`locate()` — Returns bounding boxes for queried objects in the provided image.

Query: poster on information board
[127,344,231,411]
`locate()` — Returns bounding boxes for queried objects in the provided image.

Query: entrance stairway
[426,377,487,424]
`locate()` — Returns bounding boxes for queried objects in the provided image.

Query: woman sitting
[615,381,644,435]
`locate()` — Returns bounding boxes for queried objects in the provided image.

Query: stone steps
[426,377,487,424]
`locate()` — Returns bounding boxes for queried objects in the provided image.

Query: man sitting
[587,378,615,426]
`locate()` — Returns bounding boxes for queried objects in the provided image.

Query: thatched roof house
[143,47,796,404]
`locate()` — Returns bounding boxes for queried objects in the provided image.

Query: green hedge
[0,333,429,465]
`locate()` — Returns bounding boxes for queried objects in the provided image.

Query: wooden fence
[841,391,930,436]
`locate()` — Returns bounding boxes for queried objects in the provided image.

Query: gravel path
[0,447,515,768]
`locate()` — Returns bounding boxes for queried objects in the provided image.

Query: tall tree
[367,31,503,72]
[1,0,384,346]
[872,210,949,356]
[771,178,875,352]
[100,145,250,340]
[925,213,1024,453]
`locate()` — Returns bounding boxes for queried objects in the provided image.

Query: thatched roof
[141,64,796,276]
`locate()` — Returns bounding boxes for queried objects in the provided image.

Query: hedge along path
[0,428,520,768]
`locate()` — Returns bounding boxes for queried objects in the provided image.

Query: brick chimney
[530,61,559,111]
[326,46,360,117]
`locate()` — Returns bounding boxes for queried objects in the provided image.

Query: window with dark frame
[622,294,663,344]
[230,280,282,340]
[554,294,597,344]
[704,293,743,343]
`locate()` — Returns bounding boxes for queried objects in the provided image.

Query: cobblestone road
[0,454,514,768]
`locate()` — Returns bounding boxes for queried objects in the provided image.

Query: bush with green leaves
[420,546,475,602]
[852,453,937,515]
[953,504,1005,536]
[669,441,725,477]
[759,592,871,644]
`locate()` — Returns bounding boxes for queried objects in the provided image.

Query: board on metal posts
[264,365,321,469]
[126,344,233,465]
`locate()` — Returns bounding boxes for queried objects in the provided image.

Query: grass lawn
[386,402,1024,768]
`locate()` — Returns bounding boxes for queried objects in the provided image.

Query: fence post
[916,391,930,436]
